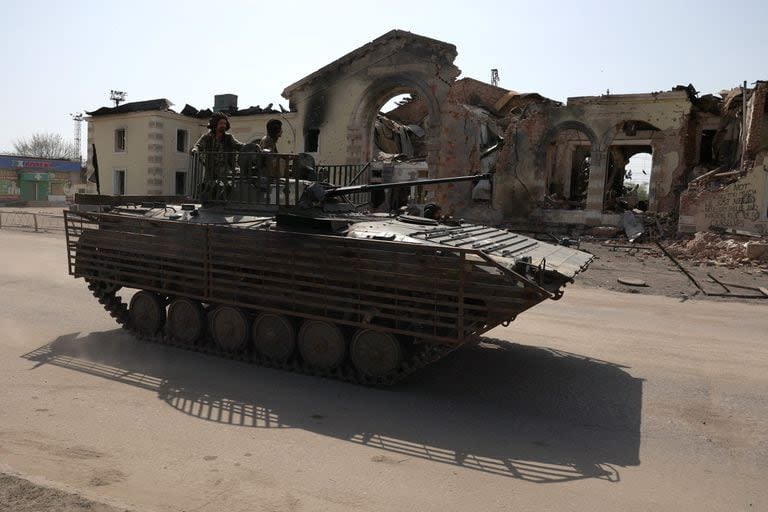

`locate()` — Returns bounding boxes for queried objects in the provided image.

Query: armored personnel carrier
[65,151,592,385]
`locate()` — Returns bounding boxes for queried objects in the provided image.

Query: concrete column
[561,145,574,197]
[585,149,607,213]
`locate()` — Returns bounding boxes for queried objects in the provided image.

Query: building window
[699,129,716,164]
[175,171,186,195]
[305,128,320,152]
[115,129,126,152]
[177,129,188,152]
[113,169,126,195]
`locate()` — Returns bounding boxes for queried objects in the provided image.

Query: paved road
[0,230,766,511]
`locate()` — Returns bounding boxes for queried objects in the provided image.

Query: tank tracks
[86,281,465,387]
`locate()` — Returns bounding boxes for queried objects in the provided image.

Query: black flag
[88,143,100,195]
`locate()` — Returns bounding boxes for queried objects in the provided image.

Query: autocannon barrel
[323,172,493,198]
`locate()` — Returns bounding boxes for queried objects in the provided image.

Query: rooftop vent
[213,94,238,113]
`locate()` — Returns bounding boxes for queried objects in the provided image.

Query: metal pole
[33,213,38,233]
[741,80,747,170]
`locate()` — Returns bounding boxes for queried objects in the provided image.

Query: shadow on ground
[23,331,642,484]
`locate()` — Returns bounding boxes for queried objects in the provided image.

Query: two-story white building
[86,96,299,196]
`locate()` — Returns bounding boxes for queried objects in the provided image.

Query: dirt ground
[0,206,67,216]
[576,241,768,302]
[0,228,766,511]
[0,473,130,512]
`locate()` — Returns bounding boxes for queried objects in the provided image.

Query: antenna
[70,112,84,161]
[110,90,127,107]
[491,69,499,87]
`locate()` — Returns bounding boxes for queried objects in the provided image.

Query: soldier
[192,112,244,181]
[260,119,282,153]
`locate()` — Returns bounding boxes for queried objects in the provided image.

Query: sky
[1,0,767,159]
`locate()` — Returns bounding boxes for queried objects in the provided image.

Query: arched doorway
[373,92,428,160]
[349,77,443,169]
[604,120,660,211]
[366,90,432,210]
[623,152,652,210]
[539,122,598,209]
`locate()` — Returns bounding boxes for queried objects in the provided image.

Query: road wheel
[298,320,346,370]
[252,313,295,361]
[210,306,249,351]
[350,329,402,378]
[129,291,165,336]
[167,298,205,345]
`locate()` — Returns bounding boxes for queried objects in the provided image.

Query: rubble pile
[667,231,768,267]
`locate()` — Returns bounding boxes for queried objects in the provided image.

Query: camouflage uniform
[193,132,244,180]
[259,134,279,153]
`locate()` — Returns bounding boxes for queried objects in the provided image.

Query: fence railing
[188,151,303,207]
[187,151,371,207]
[324,163,370,205]
[0,210,66,232]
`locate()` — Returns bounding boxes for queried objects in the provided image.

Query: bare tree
[13,133,79,160]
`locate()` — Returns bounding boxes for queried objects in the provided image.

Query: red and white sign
[15,160,53,169]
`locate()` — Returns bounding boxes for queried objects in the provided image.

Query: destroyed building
[490,82,768,235]
[278,31,768,235]
[83,30,768,235]
[677,83,768,235]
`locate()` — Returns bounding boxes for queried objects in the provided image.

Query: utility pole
[740,80,747,170]
[70,112,84,162]
[491,69,499,87]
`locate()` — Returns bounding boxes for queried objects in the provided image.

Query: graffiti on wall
[703,182,761,227]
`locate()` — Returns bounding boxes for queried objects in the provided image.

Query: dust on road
[0,229,766,512]
[0,473,130,512]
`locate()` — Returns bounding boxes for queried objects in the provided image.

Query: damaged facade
[494,90,694,225]
[492,82,768,235]
[677,82,768,235]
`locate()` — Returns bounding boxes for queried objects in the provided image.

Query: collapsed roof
[86,99,174,116]
[87,100,284,119]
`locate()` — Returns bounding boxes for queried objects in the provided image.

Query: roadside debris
[603,243,659,253]
[622,211,644,243]
[655,241,707,294]
[707,273,768,298]
[746,242,768,260]
[589,226,623,238]
[666,231,768,267]
[617,277,648,287]
[656,240,767,299]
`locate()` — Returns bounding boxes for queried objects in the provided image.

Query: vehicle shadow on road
[22,331,642,484]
